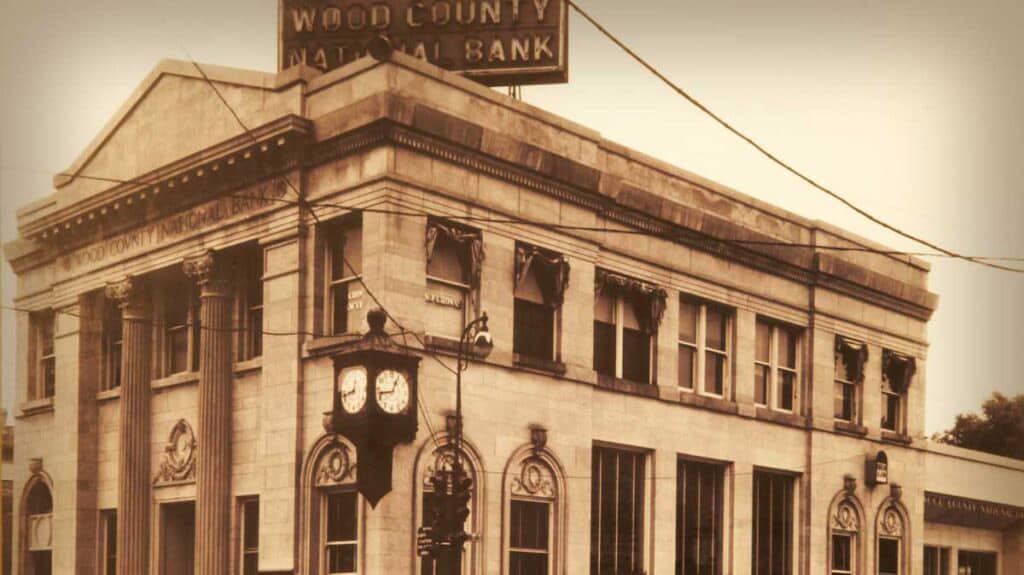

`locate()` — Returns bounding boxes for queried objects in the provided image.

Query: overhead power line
[9,166,1022,265]
[565,0,1024,274]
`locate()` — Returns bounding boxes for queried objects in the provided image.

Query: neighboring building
[2,416,12,575]
[3,54,1022,575]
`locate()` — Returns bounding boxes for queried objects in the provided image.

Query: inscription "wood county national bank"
[279,0,568,86]
[59,182,288,274]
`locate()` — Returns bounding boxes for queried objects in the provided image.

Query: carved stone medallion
[880,507,904,536]
[154,420,197,484]
[315,442,356,486]
[511,459,556,499]
[831,499,860,532]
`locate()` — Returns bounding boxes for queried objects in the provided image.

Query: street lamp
[420,312,493,566]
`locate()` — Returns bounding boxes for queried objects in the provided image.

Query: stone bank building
[5,54,1024,575]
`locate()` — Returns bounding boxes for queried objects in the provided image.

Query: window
[504,443,564,575]
[881,350,915,433]
[513,243,569,363]
[752,471,793,575]
[162,276,200,376]
[31,311,56,400]
[755,320,800,411]
[232,246,263,361]
[323,491,358,574]
[23,479,53,575]
[100,510,117,575]
[240,498,259,575]
[102,302,123,391]
[878,538,900,575]
[957,551,996,575]
[425,219,484,340]
[831,534,852,575]
[675,459,723,575]
[594,270,667,385]
[324,218,363,336]
[509,500,550,575]
[590,445,646,575]
[679,298,731,396]
[923,546,950,575]
[834,337,867,422]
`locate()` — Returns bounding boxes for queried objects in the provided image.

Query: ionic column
[105,277,152,575]
[184,250,234,575]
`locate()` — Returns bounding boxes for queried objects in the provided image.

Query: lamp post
[424,312,493,569]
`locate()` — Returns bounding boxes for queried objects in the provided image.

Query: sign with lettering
[279,0,568,86]
[866,451,889,486]
[925,492,1024,530]
[59,181,288,275]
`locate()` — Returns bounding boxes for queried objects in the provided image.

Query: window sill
[17,398,54,417]
[834,420,868,437]
[513,354,567,376]
[305,333,363,358]
[234,357,263,376]
[677,391,739,415]
[595,374,659,398]
[754,407,808,429]
[97,387,122,402]
[152,371,199,391]
[881,430,913,445]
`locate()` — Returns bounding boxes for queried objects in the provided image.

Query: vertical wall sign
[866,450,889,486]
[279,0,569,86]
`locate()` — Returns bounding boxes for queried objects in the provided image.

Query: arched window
[827,488,865,575]
[875,499,909,575]
[22,474,53,575]
[501,442,567,575]
[413,434,485,575]
[298,435,362,575]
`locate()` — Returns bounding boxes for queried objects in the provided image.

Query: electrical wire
[566,0,1024,274]
[17,167,1024,264]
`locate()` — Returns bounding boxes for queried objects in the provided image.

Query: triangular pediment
[55,59,299,207]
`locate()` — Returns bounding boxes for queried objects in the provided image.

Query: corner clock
[325,309,421,507]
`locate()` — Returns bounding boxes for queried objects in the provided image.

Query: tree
[935,392,1024,460]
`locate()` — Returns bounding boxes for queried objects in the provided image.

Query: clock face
[339,367,368,414]
[375,369,410,414]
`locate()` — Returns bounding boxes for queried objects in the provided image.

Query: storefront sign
[279,0,568,86]
[925,492,1024,530]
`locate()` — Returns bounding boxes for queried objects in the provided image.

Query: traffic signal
[448,469,473,547]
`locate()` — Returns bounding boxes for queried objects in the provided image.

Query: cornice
[20,115,312,243]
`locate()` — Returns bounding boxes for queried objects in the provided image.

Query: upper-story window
[162,278,200,376]
[834,336,868,423]
[679,298,732,396]
[591,445,647,575]
[593,270,667,385]
[754,320,801,412]
[425,219,484,340]
[881,350,916,433]
[102,302,123,391]
[30,311,56,400]
[324,217,363,336]
[239,498,259,575]
[513,243,570,363]
[230,245,263,361]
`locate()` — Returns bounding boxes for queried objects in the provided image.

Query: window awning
[425,220,485,290]
[515,243,570,309]
[836,335,869,383]
[595,269,667,333]
[883,349,917,394]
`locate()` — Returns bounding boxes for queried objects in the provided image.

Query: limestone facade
[4,54,1023,575]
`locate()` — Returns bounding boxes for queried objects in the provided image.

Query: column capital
[183,250,231,298]
[105,276,148,316]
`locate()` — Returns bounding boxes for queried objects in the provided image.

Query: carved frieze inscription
[58,180,287,275]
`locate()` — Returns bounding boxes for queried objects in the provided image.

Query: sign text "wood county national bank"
[279,0,568,86]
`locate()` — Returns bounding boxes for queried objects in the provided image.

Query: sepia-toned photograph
[1,1,1022,574]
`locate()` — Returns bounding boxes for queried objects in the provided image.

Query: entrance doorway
[160,501,195,575]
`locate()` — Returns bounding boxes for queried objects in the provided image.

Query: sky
[1,0,1022,433]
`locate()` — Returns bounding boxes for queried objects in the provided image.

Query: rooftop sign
[279,0,568,86]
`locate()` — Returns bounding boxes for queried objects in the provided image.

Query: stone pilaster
[105,277,152,575]
[184,250,234,575]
